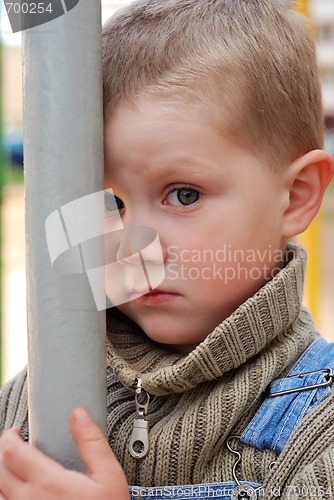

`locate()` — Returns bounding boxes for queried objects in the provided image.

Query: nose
[114,226,166,293]
[116,228,137,263]
[118,203,169,264]
[116,225,165,265]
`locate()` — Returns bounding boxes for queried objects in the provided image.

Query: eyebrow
[152,157,217,178]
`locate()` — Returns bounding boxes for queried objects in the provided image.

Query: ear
[282,150,334,239]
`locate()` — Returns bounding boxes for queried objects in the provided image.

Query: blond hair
[102,0,323,168]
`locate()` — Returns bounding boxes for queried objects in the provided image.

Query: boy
[1,0,334,499]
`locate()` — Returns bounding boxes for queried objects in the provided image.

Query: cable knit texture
[1,244,334,499]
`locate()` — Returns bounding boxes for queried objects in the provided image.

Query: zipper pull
[129,378,150,459]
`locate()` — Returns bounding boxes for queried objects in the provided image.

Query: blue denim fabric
[129,481,261,499]
[241,338,334,453]
[128,338,334,498]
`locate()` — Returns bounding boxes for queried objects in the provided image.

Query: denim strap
[241,338,334,454]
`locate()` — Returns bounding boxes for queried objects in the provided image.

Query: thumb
[69,407,125,481]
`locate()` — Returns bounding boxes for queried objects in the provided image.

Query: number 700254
[5,3,53,14]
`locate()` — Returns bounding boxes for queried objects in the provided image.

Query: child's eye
[104,192,124,211]
[115,196,125,210]
[165,186,201,207]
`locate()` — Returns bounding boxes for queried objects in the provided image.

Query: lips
[134,289,181,306]
[145,289,169,295]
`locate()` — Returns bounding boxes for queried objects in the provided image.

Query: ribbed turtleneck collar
[106,244,308,395]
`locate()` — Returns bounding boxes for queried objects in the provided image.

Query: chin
[140,324,204,351]
[120,308,211,348]
[144,329,182,345]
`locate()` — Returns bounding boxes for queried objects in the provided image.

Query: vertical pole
[22,1,106,470]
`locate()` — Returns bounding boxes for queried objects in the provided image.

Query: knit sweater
[1,244,334,500]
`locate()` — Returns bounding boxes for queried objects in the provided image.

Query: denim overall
[128,338,334,500]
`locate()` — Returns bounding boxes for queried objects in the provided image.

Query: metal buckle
[269,368,334,397]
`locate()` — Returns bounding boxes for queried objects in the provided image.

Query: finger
[0,457,24,498]
[70,408,125,480]
[0,428,21,451]
[0,429,64,483]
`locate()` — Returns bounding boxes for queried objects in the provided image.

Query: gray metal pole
[22,1,106,470]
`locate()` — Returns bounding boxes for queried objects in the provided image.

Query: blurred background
[0,0,333,384]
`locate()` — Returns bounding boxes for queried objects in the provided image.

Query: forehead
[103,95,278,193]
[104,97,231,172]
[104,97,212,145]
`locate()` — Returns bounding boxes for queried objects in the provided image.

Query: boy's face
[104,97,288,353]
